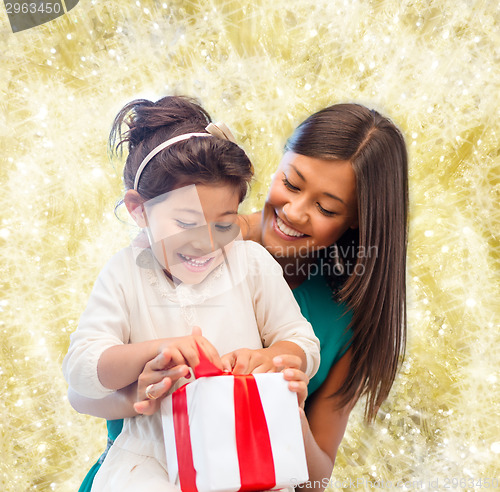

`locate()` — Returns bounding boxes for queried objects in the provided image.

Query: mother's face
[261,151,359,258]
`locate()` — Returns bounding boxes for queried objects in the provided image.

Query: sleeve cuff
[288,338,320,379]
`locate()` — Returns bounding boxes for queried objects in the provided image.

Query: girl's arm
[68,345,192,419]
[279,349,356,491]
[97,329,221,391]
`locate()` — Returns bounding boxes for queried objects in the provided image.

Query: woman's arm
[299,349,355,490]
[67,384,139,419]
[279,349,355,491]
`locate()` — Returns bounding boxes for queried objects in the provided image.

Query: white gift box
[161,373,309,492]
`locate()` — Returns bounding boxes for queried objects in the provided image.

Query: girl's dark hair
[286,103,408,422]
[110,96,253,202]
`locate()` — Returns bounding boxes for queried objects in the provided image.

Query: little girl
[63,96,320,490]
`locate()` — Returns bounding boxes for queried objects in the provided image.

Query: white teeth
[276,216,306,237]
[180,254,211,265]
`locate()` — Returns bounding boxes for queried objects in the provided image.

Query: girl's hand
[134,347,190,415]
[134,327,222,415]
[221,348,276,374]
[159,326,223,371]
[273,354,309,408]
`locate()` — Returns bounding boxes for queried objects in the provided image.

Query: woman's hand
[133,347,190,415]
[273,354,309,408]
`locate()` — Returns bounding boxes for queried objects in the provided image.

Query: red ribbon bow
[172,346,276,492]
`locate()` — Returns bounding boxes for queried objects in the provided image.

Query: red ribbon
[172,346,276,492]
[234,375,276,491]
[172,384,198,492]
[192,343,223,379]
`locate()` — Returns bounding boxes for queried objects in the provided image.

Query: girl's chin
[168,267,212,285]
[169,256,224,284]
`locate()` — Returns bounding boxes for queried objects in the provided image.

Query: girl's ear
[124,190,147,228]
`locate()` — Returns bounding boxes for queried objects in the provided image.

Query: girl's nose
[190,225,215,252]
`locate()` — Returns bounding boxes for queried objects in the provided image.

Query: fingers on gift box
[162,373,308,492]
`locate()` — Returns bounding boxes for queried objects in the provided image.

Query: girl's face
[143,184,240,284]
[261,151,359,258]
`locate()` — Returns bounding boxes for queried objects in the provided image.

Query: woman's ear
[124,190,147,228]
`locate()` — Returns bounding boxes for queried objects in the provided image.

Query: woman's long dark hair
[286,103,408,421]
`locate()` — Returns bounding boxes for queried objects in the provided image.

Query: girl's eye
[214,223,234,232]
[175,219,197,229]
[316,203,337,217]
[282,175,300,192]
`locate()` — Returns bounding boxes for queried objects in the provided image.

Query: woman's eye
[282,175,300,192]
[317,203,337,217]
[214,223,234,232]
[175,219,197,229]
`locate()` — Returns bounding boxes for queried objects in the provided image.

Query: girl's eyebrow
[173,208,203,216]
[289,164,345,205]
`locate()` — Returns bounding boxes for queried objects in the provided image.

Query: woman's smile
[273,211,309,240]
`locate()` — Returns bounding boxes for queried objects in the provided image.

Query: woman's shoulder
[238,211,262,242]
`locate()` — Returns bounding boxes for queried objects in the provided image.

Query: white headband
[133,122,236,191]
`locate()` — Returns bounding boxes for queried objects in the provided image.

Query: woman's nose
[283,199,308,225]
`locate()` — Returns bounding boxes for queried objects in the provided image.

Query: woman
[70,102,408,491]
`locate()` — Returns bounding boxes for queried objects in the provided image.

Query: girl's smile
[176,252,216,272]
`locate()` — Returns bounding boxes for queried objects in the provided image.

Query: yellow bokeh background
[1,1,499,490]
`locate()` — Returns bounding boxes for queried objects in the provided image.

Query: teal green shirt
[78,420,123,492]
[292,266,353,395]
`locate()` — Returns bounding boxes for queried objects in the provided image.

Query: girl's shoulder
[231,240,283,280]
[97,246,138,281]
[104,245,136,267]
[235,239,277,262]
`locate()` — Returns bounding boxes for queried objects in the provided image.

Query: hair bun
[110,96,212,155]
